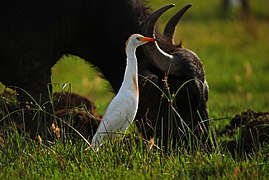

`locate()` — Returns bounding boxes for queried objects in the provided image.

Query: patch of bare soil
[0,90,101,140]
[53,92,101,139]
[222,109,269,156]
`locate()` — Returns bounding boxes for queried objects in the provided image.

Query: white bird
[91,34,156,151]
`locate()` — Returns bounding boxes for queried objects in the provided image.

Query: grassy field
[1,0,269,178]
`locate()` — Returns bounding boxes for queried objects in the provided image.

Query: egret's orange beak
[140,37,156,42]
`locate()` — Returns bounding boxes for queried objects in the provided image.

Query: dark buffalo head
[136,4,209,148]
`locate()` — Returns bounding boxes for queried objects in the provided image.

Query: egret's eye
[136,37,141,40]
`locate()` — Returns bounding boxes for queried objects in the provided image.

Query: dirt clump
[53,92,101,139]
[223,109,269,156]
[0,90,101,140]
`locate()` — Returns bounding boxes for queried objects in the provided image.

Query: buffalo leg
[11,67,53,139]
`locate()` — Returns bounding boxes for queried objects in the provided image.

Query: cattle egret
[91,34,156,151]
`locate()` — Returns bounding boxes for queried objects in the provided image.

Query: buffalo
[0,0,209,148]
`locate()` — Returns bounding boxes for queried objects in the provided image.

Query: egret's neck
[121,45,138,92]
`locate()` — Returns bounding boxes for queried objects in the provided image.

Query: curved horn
[164,4,192,45]
[142,4,179,75]
[142,4,175,37]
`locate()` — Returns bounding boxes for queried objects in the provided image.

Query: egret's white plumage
[91,34,156,151]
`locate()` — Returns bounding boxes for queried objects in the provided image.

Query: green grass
[1,130,269,179]
[1,0,269,178]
